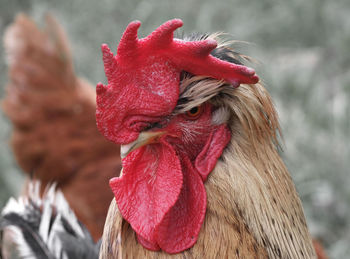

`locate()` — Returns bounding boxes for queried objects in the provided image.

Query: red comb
[102,19,258,86]
[96,19,259,145]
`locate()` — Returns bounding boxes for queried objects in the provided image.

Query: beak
[120,131,165,158]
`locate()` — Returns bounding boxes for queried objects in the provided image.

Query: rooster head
[96,19,259,253]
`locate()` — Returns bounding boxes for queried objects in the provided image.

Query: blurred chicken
[2,14,121,240]
[97,20,317,258]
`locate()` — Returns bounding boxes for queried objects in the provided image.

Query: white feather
[1,225,36,259]
[47,213,68,259]
[54,190,85,239]
[38,186,55,243]
[211,106,230,125]
[1,197,25,216]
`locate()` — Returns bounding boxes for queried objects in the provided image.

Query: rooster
[97,19,317,258]
[2,14,121,241]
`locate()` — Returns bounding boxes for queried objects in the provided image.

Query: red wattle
[156,155,207,253]
[109,139,183,244]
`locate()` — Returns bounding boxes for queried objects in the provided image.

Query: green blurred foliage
[0,0,349,257]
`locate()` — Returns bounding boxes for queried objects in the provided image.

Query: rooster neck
[205,136,316,259]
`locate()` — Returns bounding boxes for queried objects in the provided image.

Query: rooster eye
[185,105,202,119]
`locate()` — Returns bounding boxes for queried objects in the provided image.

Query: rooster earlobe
[195,124,231,181]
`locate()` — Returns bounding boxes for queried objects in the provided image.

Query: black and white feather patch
[0,181,100,259]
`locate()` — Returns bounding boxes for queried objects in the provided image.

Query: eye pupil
[185,105,202,119]
[189,107,199,114]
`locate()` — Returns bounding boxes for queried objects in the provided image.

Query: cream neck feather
[208,83,316,258]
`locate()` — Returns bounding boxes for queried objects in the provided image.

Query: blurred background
[0,0,349,257]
